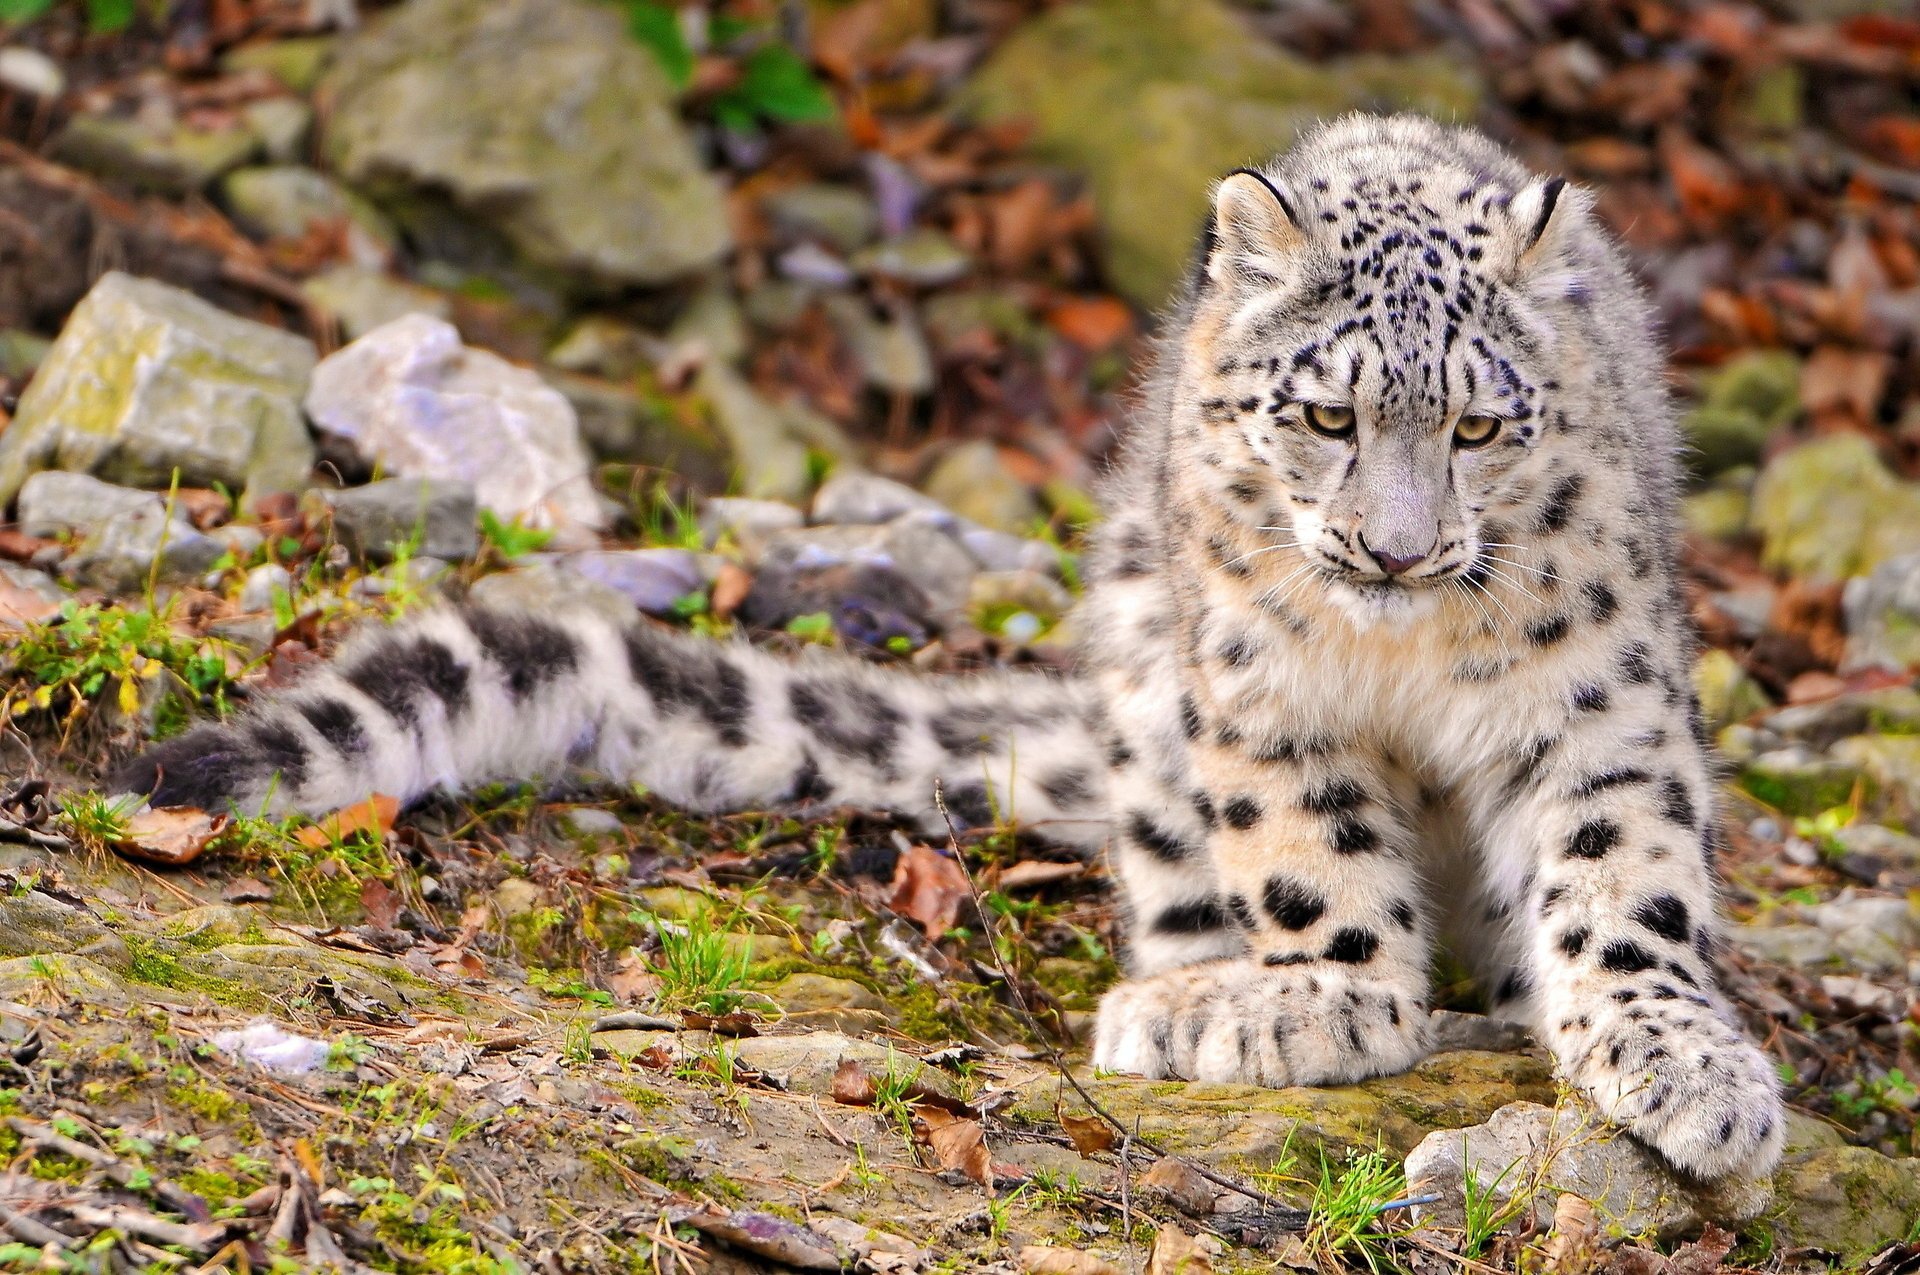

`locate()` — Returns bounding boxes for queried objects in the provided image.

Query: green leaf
[625,0,693,89]
[0,0,57,23]
[84,0,133,32]
[719,42,836,127]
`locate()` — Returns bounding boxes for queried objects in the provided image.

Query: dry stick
[932,785,1302,1219]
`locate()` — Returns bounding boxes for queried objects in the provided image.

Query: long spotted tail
[114,605,1109,850]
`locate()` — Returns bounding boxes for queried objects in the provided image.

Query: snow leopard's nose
[1358,533,1429,575]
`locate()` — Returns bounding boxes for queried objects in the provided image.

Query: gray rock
[747,517,979,632]
[810,470,950,527]
[695,363,815,502]
[764,184,880,255]
[1833,822,1920,867]
[1737,748,1867,817]
[1760,687,1920,746]
[955,524,1059,576]
[0,47,64,98]
[239,562,294,613]
[1425,1011,1534,1055]
[852,229,972,287]
[222,166,397,264]
[969,570,1073,630]
[305,314,604,549]
[70,508,224,593]
[666,282,749,365]
[241,97,313,165]
[52,112,259,194]
[17,471,157,537]
[822,295,933,396]
[348,555,450,601]
[1830,733,1920,812]
[549,371,734,491]
[732,1032,957,1101]
[778,242,856,289]
[323,0,729,289]
[964,0,1479,306]
[547,316,659,380]
[300,266,450,340]
[1404,1101,1770,1242]
[466,560,634,626]
[923,440,1042,534]
[1811,892,1916,970]
[0,272,316,510]
[558,549,706,616]
[1843,553,1920,672]
[700,497,804,564]
[1731,922,1840,968]
[223,36,335,90]
[306,477,479,563]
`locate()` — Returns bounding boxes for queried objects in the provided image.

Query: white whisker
[1477,561,1543,608]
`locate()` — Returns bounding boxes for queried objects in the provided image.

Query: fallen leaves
[1147,1225,1221,1275]
[1058,1110,1117,1157]
[294,792,398,849]
[1019,1245,1122,1275]
[887,840,970,938]
[117,806,229,866]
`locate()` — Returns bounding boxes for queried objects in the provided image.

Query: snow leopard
[118,115,1784,1181]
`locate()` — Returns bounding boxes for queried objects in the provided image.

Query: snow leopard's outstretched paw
[1091,960,1429,1088]
[1563,1000,1784,1181]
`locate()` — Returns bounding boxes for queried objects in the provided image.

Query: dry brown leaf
[925,1114,992,1185]
[832,1058,876,1106]
[1141,1156,1216,1216]
[359,878,401,930]
[1019,1246,1122,1275]
[887,841,970,939]
[607,951,663,1005]
[1059,1111,1116,1157]
[1046,297,1133,352]
[1147,1224,1219,1275]
[1800,345,1890,423]
[119,807,229,866]
[221,876,274,903]
[295,793,398,850]
[1543,1192,1601,1274]
[1666,1223,1735,1275]
[997,860,1085,891]
[710,562,753,618]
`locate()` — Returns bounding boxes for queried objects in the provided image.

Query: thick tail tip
[113,725,266,811]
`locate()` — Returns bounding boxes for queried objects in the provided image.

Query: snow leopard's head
[1176,116,1614,627]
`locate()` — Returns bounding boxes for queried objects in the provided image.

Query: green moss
[120,934,273,1010]
[167,1079,252,1126]
[611,1082,670,1111]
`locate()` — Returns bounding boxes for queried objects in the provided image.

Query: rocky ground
[2,0,1920,1271]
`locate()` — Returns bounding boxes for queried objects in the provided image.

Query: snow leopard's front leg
[1484,706,1784,1181]
[1095,728,1432,1087]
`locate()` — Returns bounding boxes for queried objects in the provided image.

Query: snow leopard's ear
[1509,175,1591,281]
[1204,169,1306,288]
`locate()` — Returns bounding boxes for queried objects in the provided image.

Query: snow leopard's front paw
[1092,960,1429,1088]
[1564,1000,1784,1181]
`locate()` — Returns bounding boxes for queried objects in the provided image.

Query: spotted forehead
[1214,173,1544,425]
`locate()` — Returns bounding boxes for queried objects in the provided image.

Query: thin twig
[932,784,1300,1216]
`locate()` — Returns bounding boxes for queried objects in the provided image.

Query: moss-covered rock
[0,272,316,510]
[1695,649,1771,733]
[52,112,259,195]
[322,0,729,290]
[963,0,1479,307]
[1750,434,1920,581]
[1010,1050,1554,1171]
[0,896,129,970]
[1770,1145,1920,1259]
[1737,753,1870,816]
[1683,351,1800,482]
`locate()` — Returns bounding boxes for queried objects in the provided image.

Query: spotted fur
[117,115,1781,1183]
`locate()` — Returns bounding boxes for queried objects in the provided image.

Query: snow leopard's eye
[1303,403,1355,439]
[1454,414,1502,448]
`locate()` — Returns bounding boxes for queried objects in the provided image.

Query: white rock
[0,47,63,98]
[1404,1101,1770,1243]
[810,469,951,526]
[304,314,605,549]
